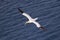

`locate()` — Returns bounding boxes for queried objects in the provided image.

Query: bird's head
[25,21,31,24]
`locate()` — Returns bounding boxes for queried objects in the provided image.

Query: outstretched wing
[33,21,41,28]
[22,13,32,20]
[33,21,46,30]
[18,8,32,20]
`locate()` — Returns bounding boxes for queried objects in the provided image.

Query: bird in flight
[18,8,46,30]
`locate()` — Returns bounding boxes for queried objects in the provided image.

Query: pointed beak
[25,22,28,24]
[25,22,27,24]
[25,21,30,25]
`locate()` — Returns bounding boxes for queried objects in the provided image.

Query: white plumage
[22,13,41,28]
[22,13,32,20]
[18,8,46,30]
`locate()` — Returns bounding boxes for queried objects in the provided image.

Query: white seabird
[18,8,46,30]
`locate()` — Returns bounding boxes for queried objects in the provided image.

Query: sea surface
[0,0,60,40]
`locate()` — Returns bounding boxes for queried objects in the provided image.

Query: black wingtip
[18,8,24,13]
[40,27,47,31]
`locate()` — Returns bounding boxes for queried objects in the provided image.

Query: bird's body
[18,8,46,30]
[22,13,41,28]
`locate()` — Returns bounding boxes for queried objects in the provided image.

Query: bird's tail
[18,8,24,13]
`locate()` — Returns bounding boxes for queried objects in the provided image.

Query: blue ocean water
[0,0,60,40]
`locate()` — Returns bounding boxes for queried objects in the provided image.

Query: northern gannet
[18,8,46,30]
